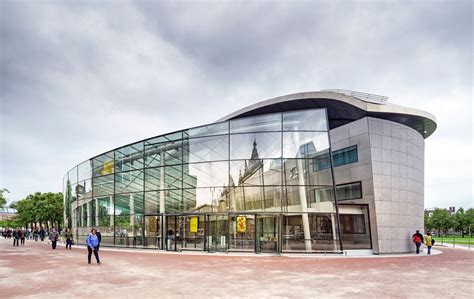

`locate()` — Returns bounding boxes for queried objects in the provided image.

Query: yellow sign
[100,160,114,175]
[236,216,246,233]
[149,217,157,233]
[190,217,198,233]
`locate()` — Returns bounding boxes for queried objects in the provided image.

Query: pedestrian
[49,228,59,250]
[13,228,20,247]
[412,230,424,254]
[20,229,25,246]
[424,232,435,255]
[96,229,102,252]
[86,229,101,265]
[39,228,45,241]
[65,228,74,250]
[33,228,39,241]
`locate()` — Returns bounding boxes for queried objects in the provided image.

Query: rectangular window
[313,181,362,202]
[313,145,358,171]
[337,182,362,200]
[339,214,366,234]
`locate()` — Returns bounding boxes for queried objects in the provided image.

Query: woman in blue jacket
[86,229,101,265]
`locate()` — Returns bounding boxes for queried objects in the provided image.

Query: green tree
[11,192,64,230]
[0,188,9,209]
[424,212,433,232]
[453,208,469,237]
[431,208,453,236]
[466,208,474,237]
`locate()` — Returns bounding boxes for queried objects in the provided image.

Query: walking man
[86,229,101,265]
[412,230,424,254]
[49,228,59,250]
[12,228,20,247]
[65,228,73,250]
[20,229,25,246]
[39,227,45,241]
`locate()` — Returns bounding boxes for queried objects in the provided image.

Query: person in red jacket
[412,230,424,254]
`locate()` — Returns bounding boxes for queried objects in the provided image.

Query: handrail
[322,89,388,104]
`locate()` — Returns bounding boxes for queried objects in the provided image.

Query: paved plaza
[0,238,472,298]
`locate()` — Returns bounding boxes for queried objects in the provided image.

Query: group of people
[412,230,435,255]
[3,227,47,242]
[3,226,103,265]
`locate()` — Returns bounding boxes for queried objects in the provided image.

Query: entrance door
[165,215,178,251]
[207,215,228,252]
[144,215,162,249]
[256,215,279,253]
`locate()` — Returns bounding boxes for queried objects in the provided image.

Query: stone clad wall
[368,117,425,253]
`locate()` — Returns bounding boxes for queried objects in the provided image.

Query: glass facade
[63,108,367,253]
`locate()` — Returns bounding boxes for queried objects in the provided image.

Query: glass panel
[163,189,182,213]
[96,196,114,216]
[207,215,228,252]
[183,135,229,163]
[76,179,92,200]
[68,166,78,184]
[144,216,162,249]
[333,145,358,167]
[283,186,335,213]
[184,187,228,213]
[115,214,145,248]
[78,161,92,181]
[256,215,278,252]
[340,206,371,249]
[145,165,182,191]
[146,131,182,145]
[230,132,281,160]
[283,159,333,186]
[228,215,255,251]
[230,159,281,187]
[114,193,144,215]
[183,161,228,189]
[227,186,281,212]
[230,113,281,133]
[337,182,362,200]
[181,215,205,251]
[115,142,144,172]
[115,170,144,194]
[282,213,339,252]
[92,151,114,177]
[185,122,228,138]
[92,174,114,197]
[282,131,329,158]
[144,191,160,214]
[283,109,327,131]
[144,139,183,167]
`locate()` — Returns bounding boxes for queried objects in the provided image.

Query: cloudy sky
[0,0,472,208]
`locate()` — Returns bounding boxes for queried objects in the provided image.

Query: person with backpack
[412,230,424,254]
[424,232,435,255]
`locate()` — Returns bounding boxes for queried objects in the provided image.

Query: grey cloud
[0,0,472,209]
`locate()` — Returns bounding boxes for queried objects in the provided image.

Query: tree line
[0,190,63,231]
[425,207,474,237]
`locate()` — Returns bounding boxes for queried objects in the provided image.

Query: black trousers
[415,242,421,254]
[51,240,57,249]
[20,238,25,245]
[88,246,100,264]
[13,238,19,246]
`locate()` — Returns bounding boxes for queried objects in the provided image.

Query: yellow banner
[149,217,157,233]
[190,216,198,233]
[236,216,246,233]
[100,160,114,175]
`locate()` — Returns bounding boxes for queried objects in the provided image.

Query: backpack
[431,238,435,245]
[413,235,422,243]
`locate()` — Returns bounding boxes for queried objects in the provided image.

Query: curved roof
[217,91,437,138]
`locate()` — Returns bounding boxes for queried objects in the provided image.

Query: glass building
[63,90,437,254]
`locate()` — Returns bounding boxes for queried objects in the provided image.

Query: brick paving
[0,238,472,298]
